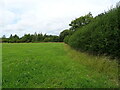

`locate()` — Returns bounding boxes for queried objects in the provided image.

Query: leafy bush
[64,35,71,44]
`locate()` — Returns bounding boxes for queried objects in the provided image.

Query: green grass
[0,43,2,89]
[2,43,119,88]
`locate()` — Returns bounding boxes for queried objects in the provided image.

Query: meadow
[2,43,119,88]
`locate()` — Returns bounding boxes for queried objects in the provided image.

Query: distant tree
[21,34,32,42]
[9,34,19,43]
[2,35,8,43]
[43,34,47,39]
[2,35,6,39]
[8,34,14,43]
[52,36,59,42]
[32,32,38,42]
[43,37,51,42]
[37,33,44,42]
[9,34,13,39]
[13,34,19,39]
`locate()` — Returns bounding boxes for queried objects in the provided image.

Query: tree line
[1,31,71,43]
[1,33,61,43]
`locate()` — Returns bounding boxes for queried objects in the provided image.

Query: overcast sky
[0,0,119,37]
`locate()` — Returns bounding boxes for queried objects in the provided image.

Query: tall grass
[64,44,119,87]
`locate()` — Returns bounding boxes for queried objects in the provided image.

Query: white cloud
[0,10,16,26]
[0,0,119,37]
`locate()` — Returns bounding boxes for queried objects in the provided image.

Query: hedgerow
[66,3,120,59]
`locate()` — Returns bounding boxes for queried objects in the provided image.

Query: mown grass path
[2,43,118,88]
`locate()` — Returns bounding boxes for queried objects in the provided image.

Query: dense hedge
[66,5,120,59]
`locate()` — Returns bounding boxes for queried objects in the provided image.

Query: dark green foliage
[43,35,59,42]
[66,4,120,59]
[2,33,60,43]
[64,35,71,44]
[59,29,72,42]
[37,33,44,42]
[1,35,8,43]
[69,12,93,32]
[3,34,20,43]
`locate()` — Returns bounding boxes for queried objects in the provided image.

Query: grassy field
[2,43,119,88]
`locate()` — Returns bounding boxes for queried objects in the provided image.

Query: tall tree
[69,12,93,31]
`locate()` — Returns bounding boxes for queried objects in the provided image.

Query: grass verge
[64,44,119,87]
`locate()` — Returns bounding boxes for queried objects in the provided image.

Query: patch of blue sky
[8,8,24,14]
[11,18,21,24]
